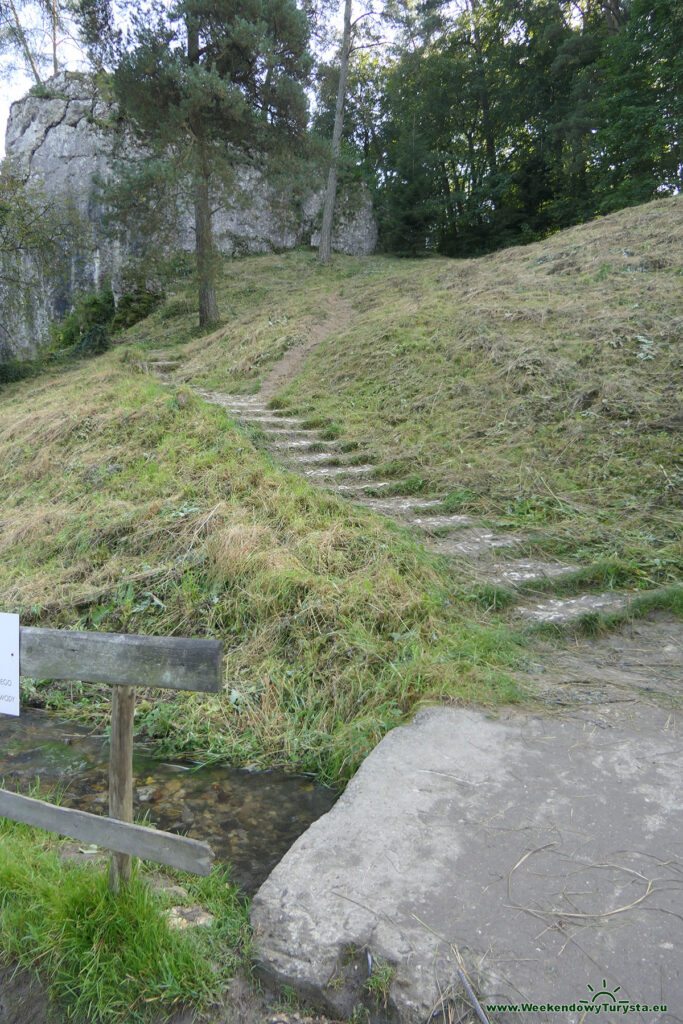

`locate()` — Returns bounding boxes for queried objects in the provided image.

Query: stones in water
[0,709,336,894]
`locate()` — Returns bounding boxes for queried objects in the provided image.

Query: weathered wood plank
[0,790,215,875]
[108,684,135,892]
[19,628,222,692]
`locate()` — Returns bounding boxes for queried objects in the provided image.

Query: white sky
[1,71,33,156]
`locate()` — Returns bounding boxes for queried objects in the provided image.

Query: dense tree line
[2,0,680,299]
[317,0,682,255]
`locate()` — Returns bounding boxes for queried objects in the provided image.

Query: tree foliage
[0,0,78,81]
[108,0,311,326]
[316,0,681,255]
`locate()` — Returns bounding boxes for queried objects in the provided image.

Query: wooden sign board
[19,628,223,693]
[2,624,223,889]
[0,613,20,717]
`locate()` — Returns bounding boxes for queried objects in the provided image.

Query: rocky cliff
[3,72,377,357]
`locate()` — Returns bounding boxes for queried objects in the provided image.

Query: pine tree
[113,0,311,328]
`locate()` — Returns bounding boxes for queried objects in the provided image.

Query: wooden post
[5,627,223,885]
[108,684,135,893]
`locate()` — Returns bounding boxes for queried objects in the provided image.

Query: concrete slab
[518,592,630,623]
[427,528,522,557]
[251,705,682,1024]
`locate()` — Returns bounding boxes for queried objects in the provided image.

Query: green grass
[1,196,681,787]
[119,198,682,589]
[0,356,523,785]
[0,815,251,1024]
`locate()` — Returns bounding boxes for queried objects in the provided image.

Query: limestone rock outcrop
[3,72,377,357]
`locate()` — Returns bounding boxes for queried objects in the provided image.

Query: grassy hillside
[0,355,520,784]
[1,196,681,784]
[146,196,681,584]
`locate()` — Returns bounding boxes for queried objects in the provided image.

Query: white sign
[0,613,20,716]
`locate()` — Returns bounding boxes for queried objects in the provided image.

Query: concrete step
[304,464,376,479]
[427,528,522,558]
[517,591,630,623]
[480,559,578,587]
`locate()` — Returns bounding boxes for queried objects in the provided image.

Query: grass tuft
[0,816,250,1024]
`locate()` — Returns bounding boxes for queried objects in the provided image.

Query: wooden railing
[0,625,223,892]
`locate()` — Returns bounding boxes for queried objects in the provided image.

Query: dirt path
[256,294,354,401]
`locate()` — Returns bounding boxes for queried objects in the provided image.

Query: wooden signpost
[0,624,223,892]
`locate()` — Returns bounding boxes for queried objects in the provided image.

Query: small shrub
[51,288,115,351]
[74,323,111,357]
[159,298,195,321]
[111,290,162,332]
[50,285,160,355]
[0,357,38,384]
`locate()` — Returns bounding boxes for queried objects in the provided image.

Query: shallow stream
[0,708,336,893]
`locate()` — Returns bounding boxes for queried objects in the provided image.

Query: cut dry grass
[181,196,681,585]
[0,355,521,784]
[1,196,680,784]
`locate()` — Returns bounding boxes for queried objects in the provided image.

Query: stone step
[149,360,181,370]
[482,559,578,587]
[222,404,271,415]
[257,427,318,438]
[271,439,339,450]
[285,452,347,465]
[234,414,305,426]
[355,497,444,515]
[217,396,267,406]
[303,464,376,479]
[407,513,473,529]
[517,591,630,623]
[331,481,394,492]
[427,528,521,558]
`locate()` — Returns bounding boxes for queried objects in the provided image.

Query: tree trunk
[187,16,219,329]
[318,0,352,265]
[8,0,42,84]
[51,0,58,75]
[194,151,219,329]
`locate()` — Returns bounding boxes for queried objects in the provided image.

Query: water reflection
[0,709,336,893]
